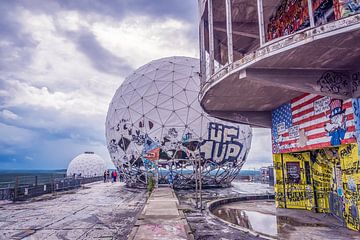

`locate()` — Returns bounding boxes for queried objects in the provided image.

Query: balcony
[198,0,360,127]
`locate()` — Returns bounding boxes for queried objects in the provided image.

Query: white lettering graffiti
[277,122,286,134]
[314,96,331,114]
[200,123,243,164]
[288,125,300,139]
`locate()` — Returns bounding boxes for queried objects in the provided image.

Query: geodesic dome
[66,152,107,177]
[105,56,252,188]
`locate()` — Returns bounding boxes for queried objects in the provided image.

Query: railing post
[195,158,199,209]
[51,174,54,194]
[257,0,266,46]
[199,155,203,211]
[307,0,315,28]
[225,0,233,64]
[14,176,18,201]
[208,0,215,75]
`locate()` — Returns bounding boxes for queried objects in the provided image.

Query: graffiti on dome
[110,121,245,164]
[200,122,243,164]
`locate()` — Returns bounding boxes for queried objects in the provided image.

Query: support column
[307,0,315,27]
[208,0,215,75]
[257,0,265,46]
[225,0,233,64]
[199,17,207,85]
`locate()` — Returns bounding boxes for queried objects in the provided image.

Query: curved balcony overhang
[200,14,360,128]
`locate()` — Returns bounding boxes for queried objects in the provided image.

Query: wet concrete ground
[0,182,146,240]
[1,180,357,240]
[130,187,189,240]
[213,200,360,240]
[175,181,274,240]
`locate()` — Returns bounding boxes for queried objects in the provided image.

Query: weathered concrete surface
[176,181,272,240]
[130,187,191,240]
[177,181,360,240]
[0,182,146,240]
[213,200,360,240]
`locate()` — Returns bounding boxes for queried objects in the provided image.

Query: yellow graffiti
[273,144,360,231]
[339,144,360,231]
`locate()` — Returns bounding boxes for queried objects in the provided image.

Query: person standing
[168,171,173,188]
[106,170,110,182]
[113,170,117,182]
[103,170,107,183]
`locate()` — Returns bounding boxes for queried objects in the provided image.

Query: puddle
[213,208,278,237]
[212,201,342,238]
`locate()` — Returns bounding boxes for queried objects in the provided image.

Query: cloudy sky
[0,0,272,170]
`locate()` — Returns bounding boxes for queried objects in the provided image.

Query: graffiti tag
[317,71,350,96]
[200,123,243,164]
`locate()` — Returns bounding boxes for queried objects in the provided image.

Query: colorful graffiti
[272,93,356,153]
[339,144,360,231]
[107,119,250,188]
[311,149,336,213]
[334,0,360,19]
[274,153,314,210]
[274,144,360,231]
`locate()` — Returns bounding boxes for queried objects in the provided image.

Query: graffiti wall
[274,152,314,210]
[274,154,286,208]
[273,144,360,231]
[339,144,360,231]
[334,0,360,20]
[310,148,338,213]
[272,93,356,154]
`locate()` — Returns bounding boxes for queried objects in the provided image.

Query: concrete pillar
[199,18,207,85]
[257,0,265,46]
[208,0,215,75]
[307,0,315,28]
[225,0,233,64]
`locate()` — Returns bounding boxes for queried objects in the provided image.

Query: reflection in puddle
[213,208,278,237]
[213,205,337,238]
[212,201,360,240]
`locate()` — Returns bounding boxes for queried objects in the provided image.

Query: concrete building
[198,0,360,231]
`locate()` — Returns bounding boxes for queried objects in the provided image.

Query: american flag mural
[272,93,356,153]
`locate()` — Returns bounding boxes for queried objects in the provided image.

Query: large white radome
[66,152,107,177]
[105,56,252,188]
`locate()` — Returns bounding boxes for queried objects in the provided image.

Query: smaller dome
[66,152,107,177]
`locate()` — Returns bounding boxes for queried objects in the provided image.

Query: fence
[0,175,103,202]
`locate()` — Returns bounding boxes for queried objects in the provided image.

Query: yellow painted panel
[282,152,313,210]
[339,144,360,231]
[273,154,285,208]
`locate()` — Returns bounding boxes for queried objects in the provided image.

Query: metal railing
[0,175,103,202]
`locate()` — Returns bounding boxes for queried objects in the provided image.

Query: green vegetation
[147,176,155,193]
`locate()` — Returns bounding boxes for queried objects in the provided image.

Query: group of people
[103,170,118,183]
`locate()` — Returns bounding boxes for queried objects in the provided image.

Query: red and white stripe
[278,93,356,152]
